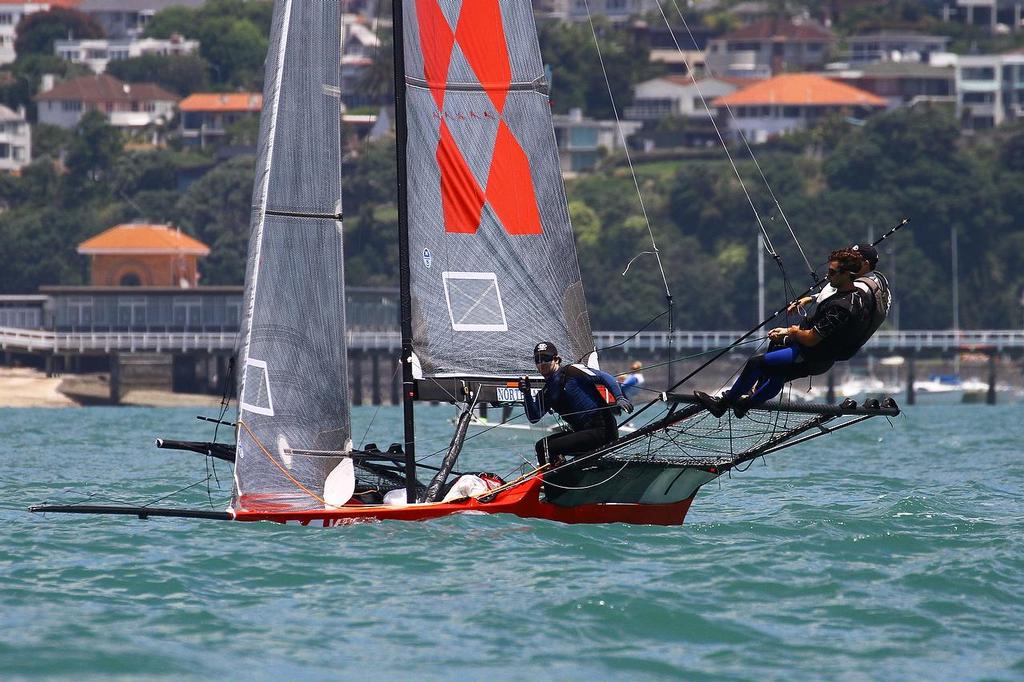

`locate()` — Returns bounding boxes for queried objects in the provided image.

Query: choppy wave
[2,404,1023,680]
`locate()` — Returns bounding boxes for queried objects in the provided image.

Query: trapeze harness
[523,363,624,466]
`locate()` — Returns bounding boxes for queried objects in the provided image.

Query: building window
[0,13,12,25]
[0,143,9,159]
[783,106,800,117]
[120,273,142,286]
[962,66,995,81]
[62,100,83,112]
[963,92,994,104]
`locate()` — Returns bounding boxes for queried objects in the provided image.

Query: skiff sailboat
[31,0,899,527]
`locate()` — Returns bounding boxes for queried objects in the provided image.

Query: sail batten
[401,0,594,381]
[232,0,351,512]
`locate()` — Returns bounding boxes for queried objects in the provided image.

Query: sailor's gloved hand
[619,397,633,414]
[518,376,531,396]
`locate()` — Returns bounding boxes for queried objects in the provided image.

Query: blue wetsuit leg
[727,346,800,405]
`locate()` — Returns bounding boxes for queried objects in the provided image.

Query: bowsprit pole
[622,217,911,427]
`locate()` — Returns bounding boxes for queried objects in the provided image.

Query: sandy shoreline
[0,367,223,408]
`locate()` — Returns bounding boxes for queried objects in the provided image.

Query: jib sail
[232,0,352,512]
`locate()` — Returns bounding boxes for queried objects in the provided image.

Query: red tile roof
[712,73,886,107]
[719,19,835,42]
[34,74,178,103]
[178,93,263,113]
[78,224,210,256]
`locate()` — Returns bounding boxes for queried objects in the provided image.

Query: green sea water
[2,403,1023,681]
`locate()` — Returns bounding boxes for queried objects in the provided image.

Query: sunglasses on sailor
[827,266,851,277]
[534,354,556,364]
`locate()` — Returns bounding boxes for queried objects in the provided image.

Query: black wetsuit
[727,288,871,408]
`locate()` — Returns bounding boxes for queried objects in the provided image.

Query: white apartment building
[0,1,78,65]
[844,32,951,65]
[55,33,198,73]
[76,0,205,39]
[956,52,1024,129]
[0,104,30,172]
[551,107,641,174]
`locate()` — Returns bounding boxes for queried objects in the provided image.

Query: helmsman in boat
[696,247,878,418]
[519,342,632,467]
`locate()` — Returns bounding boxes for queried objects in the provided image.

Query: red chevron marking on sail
[437,121,485,233]
[415,0,455,110]
[417,0,541,236]
[486,122,541,234]
[455,0,511,112]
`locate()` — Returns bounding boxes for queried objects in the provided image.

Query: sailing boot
[694,391,730,418]
[732,397,753,419]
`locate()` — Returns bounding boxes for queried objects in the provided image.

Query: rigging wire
[650,1,787,273]
[663,0,817,283]
[581,0,672,306]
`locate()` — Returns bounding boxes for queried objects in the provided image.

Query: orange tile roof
[712,73,886,107]
[178,93,263,113]
[78,224,210,256]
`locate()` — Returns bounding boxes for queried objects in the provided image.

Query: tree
[13,8,103,57]
[105,54,211,96]
[174,155,255,285]
[31,122,70,160]
[64,111,123,199]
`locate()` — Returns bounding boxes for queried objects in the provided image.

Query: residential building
[0,103,30,172]
[843,31,951,65]
[77,0,205,39]
[712,73,885,143]
[178,92,262,149]
[828,62,955,109]
[704,19,836,78]
[626,75,758,121]
[956,52,1024,129]
[533,0,569,20]
[55,33,199,74]
[77,223,210,287]
[0,0,80,65]
[566,0,645,22]
[941,0,1024,34]
[551,107,641,174]
[636,23,714,76]
[34,73,178,133]
[340,14,381,107]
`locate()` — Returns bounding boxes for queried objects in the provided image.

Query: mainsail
[232,0,352,511]
[401,0,593,378]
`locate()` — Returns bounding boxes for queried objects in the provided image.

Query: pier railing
[3,328,1024,354]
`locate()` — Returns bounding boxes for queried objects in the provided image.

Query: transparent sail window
[441,271,508,332]
[240,358,275,416]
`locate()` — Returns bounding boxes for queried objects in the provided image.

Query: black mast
[390,0,417,503]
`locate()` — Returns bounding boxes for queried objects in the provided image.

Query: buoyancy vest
[802,288,872,362]
[854,270,891,342]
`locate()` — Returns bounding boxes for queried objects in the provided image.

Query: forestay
[402,0,594,379]
[232,0,352,511]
